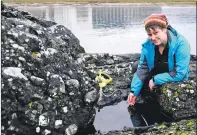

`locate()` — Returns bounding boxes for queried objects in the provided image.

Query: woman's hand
[128,93,136,105]
[149,79,155,90]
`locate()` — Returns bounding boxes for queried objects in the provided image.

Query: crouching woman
[128,14,190,127]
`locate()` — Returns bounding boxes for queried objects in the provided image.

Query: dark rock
[1,2,97,135]
[104,119,196,135]
[158,80,197,120]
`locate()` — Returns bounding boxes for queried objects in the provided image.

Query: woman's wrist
[152,76,155,84]
[130,90,137,96]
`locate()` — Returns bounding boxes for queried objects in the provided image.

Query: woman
[127,14,190,127]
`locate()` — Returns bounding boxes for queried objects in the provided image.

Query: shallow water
[14,4,196,55]
[74,101,132,134]
[94,101,132,133]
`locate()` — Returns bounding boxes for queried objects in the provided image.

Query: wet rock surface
[81,53,196,111]
[2,2,197,135]
[80,53,140,108]
[104,119,196,135]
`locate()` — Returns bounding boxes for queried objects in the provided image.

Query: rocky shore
[81,53,196,134]
[1,2,196,135]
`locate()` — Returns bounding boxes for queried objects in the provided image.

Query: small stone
[181,84,186,88]
[12,32,18,38]
[85,81,89,84]
[15,128,19,132]
[167,90,172,97]
[25,39,29,42]
[8,78,13,82]
[8,125,15,130]
[11,113,17,119]
[47,72,50,77]
[190,90,194,94]
[44,129,51,135]
[55,120,62,128]
[86,99,91,103]
[30,76,45,86]
[17,25,24,28]
[169,130,175,134]
[39,115,49,126]
[19,57,26,62]
[66,79,80,89]
[62,106,68,113]
[84,89,98,103]
[65,124,78,135]
[69,92,74,95]
[48,97,52,101]
[36,127,40,133]
[36,30,42,34]
[2,67,28,80]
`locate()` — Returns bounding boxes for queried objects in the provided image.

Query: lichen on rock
[1,2,98,135]
[158,80,197,120]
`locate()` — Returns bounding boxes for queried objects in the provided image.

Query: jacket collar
[167,25,178,51]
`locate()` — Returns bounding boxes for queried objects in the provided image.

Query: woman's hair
[145,24,167,32]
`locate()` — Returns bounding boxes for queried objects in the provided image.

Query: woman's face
[146,27,168,46]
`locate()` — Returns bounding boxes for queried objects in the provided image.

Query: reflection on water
[92,6,161,28]
[15,5,196,54]
[16,5,161,28]
[21,6,46,19]
[76,7,89,22]
[47,6,55,21]
[93,101,132,133]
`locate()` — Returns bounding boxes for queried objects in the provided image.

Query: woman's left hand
[149,79,155,90]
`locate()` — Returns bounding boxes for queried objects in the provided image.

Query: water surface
[94,101,132,133]
[15,4,196,55]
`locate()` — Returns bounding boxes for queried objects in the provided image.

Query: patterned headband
[144,14,168,28]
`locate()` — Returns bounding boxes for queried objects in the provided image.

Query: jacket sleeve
[130,47,149,96]
[153,39,190,85]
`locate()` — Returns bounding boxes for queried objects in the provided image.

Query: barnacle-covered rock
[158,79,197,120]
[1,2,98,135]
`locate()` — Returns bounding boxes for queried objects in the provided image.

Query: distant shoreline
[5,1,196,6]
